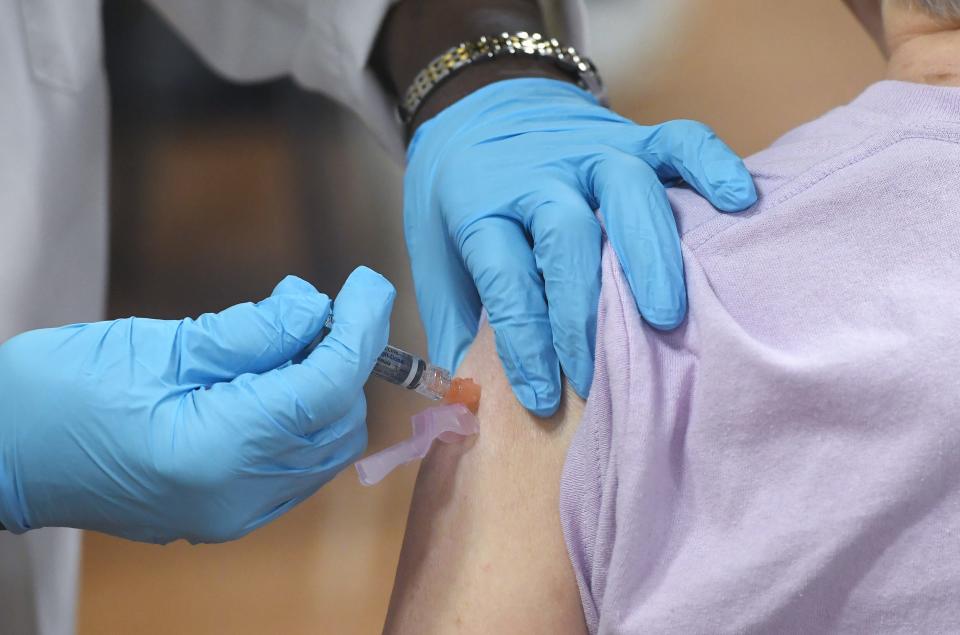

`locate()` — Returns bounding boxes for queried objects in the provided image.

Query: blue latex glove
[405,78,757,416]
[0,267,394,544]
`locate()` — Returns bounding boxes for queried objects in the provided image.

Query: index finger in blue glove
[590,153,687,330]
[459,215,561,417]
[254,266,395,436]
[174,275,331,387]
[630,120,757,213]
[527,187,602,398]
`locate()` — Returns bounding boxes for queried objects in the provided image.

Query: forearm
[373,0,574,134]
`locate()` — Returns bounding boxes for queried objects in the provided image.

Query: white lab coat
[0,1,582,633]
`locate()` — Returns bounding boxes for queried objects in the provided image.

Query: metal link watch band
[399,31,605,126]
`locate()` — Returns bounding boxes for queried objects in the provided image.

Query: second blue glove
[404,78,757,416]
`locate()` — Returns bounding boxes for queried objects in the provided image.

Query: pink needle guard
[355,404,479,486]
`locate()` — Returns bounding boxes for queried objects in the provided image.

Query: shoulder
[666,104,894,251]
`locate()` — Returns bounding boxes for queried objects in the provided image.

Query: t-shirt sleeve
[559,240,633,634]
[559,239,699,634]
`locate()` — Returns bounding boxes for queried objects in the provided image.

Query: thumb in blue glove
[0,267,394,544]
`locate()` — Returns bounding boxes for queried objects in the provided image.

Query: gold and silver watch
[399,31,605,126]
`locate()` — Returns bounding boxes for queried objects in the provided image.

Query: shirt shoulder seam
[683,129,960,252]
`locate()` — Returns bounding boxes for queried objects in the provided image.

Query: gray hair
[909,0,960,19]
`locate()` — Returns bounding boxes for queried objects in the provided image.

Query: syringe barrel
[372,345,426,389]
[306,314,449,400]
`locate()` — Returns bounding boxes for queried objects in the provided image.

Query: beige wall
[596,0,886,156]
[78,1,885,633]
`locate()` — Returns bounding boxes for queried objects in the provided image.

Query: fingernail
[493,328,561,417]
[705,161,758,212]
[516,384,560,418]
[347,267,396,305]
[569,370,592,399]
[272,275,317,296]
[502,354,561,417]
[558,345,593,400]
[641,304,686,330]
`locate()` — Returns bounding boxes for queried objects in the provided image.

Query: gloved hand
[0,267,394,544]
[405,78,757,416]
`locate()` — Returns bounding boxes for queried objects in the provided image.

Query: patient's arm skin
[383,324,587,634]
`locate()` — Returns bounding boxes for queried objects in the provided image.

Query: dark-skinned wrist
[409,59,572,133]
[373,0,577,139]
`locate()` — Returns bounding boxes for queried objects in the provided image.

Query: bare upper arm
[383,323,587,634]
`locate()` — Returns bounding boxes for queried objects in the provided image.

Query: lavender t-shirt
[560,81,960,634]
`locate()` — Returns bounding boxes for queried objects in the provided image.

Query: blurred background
[79,1,886,633]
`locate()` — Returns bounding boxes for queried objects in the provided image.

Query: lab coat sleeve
[146,0,586,161]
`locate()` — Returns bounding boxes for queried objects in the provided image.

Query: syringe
[300,314,473,405]
[371,343,482,412]
[371,344,452,400]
